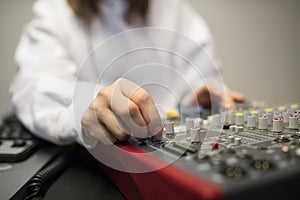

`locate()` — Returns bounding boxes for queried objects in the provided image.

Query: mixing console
[119,102,300,199]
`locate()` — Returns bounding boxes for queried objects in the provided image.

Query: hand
[81,78,163,145]
[185,84,245,110]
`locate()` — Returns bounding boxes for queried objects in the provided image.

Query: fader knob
[273,117,283,133]
[289,114,299,130]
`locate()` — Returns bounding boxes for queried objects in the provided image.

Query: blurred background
[0,0,300,118]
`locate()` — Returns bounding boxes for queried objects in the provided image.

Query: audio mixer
[98,102,300,200]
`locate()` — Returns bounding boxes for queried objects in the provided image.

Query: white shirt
[10,0,225,145]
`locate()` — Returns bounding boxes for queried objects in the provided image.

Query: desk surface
[43,147,125,200]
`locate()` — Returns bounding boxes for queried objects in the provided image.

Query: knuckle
[97,87,110,99]
[117,77,125,82]
[81,110,95,127]
[135,90,151,105]
[88,101,108,120]
[115,78,127,85]
[89,101,98,111]
[117,131,130,141]
[89,101,102,115]
[127,103,139,117]
[81,113,90,127]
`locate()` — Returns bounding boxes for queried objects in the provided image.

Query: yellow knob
[166,109,179,119]
[290,104,298,109]
[277,106,286,111]
[251,110,259,115]
[264,108,273,113]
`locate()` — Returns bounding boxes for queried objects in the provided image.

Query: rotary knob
[289,114,299,130]
[258,115,268,130]
[247,114,257,129]
[273,117,283,133]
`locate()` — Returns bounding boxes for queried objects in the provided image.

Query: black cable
[23,146,75,200]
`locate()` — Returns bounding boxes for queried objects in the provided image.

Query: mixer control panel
[134,102,300,198]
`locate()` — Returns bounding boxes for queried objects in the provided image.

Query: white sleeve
[10,0,96,145]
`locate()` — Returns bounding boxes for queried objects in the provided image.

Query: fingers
[93,78,162,142]
[221,91,246,110]
[91,88,133,141]
[81,109,117,145]
[192,83,246,110]
[111,92,149,139]
[228,91,246,103]
[221,94,236,110]
[96,107,131,141]
[220,91,246,110]
[194,84,222,108]
[90,122,117,145]
[204,85,223,105]
[117,79,163,138]
[122,80,155,124]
